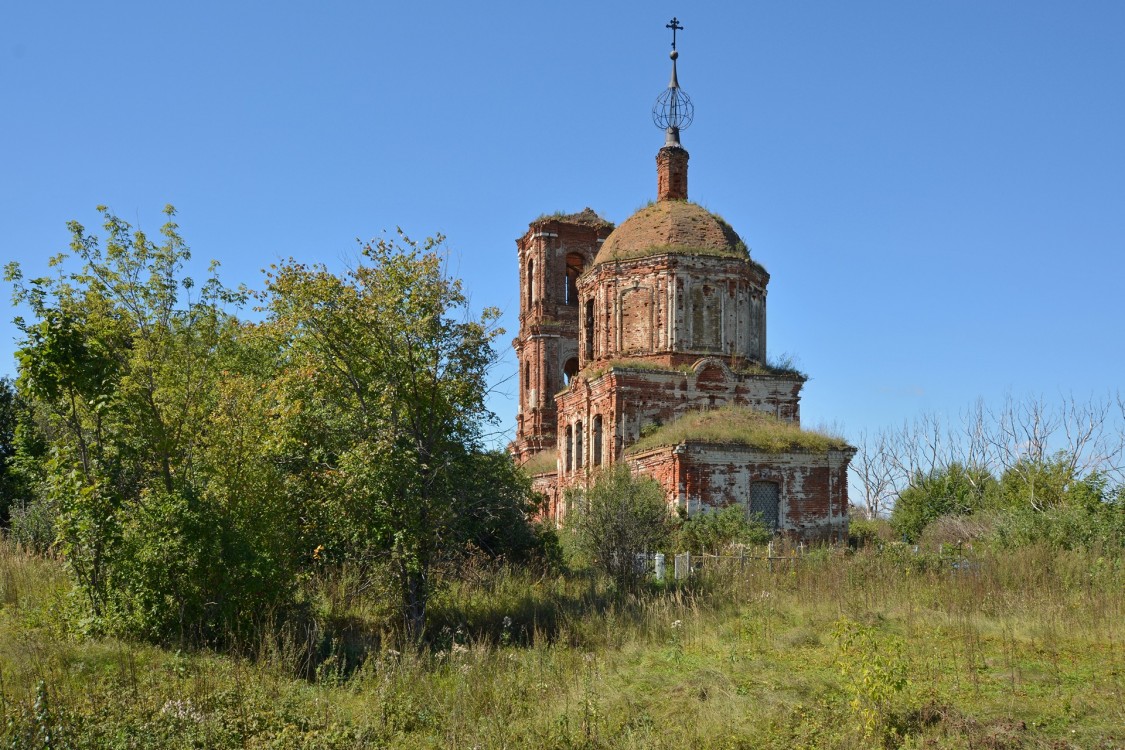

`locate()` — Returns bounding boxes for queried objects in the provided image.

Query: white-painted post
[654,553,665,581]
[675,552,690,580]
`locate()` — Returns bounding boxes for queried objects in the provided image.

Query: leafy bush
[568,465,672,589]
[675,503,771,553]
[890,463,998,542]
[990,500,1125,551]
[847,516,892,548]
[8,495,56,555]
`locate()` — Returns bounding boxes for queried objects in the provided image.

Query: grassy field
[1,541,1122,749]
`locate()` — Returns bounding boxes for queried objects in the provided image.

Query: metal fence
[631,541,973,582]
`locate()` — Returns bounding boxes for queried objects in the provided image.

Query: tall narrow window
[592,415,603,466]
[564,253,584,306]
[584,299,595,360]
[575,421,584,469]
[524,362,532,407]
[565,425,573,472]
[749,481,780,530]
[526,259,535,308]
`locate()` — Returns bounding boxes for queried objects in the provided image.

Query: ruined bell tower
[509,210,613,464]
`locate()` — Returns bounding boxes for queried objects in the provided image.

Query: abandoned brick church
[509,35,854,542]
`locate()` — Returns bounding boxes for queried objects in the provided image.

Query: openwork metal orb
[652,86,694,131]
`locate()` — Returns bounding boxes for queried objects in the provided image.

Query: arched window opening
[584,299,595,360]
[563,357,579,384]
[526,258,535,308]
[575,421,584,469]
[565,425,573,472]
[592,415,603,466]
[749,481,780,531]
[524,362,532,406]
[564,253,584,306]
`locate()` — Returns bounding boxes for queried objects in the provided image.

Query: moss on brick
[531,207,614,229]
[582,358,695,381]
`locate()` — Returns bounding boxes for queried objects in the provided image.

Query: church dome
[592,199,748,267]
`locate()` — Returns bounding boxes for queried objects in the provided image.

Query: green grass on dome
[628,406,852,455]
[600,242,754,263]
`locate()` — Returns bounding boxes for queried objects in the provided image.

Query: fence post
[654,552,665,582]
[768,541,773,573]
[675,552,690,581]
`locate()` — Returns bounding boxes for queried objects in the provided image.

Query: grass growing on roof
[627,406,851,455]
[519,449,557,476]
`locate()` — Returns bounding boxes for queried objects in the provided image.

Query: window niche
[592,415,603,466]
[564,253,585,306]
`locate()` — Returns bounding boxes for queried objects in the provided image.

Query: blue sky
[2,1,1123,449]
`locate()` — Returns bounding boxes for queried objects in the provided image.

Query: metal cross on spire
[666,17,683,50]
[653,16,693,146]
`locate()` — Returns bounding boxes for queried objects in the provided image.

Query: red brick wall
[625,444,854,543]
[510,215,612,463]
[576,253,769,370]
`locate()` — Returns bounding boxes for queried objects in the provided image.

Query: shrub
[848,516,892,548]
[676,503,771,553]
[890,463,997,542]
[8,495,56,555]
[568,465,672,589]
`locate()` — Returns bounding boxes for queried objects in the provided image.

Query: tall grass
[1,539,1122,748]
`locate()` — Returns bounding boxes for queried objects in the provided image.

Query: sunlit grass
[1,539,1122,748]
[629,405,852,455]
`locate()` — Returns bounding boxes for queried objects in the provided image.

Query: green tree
[0,377,28,524]
[262,230,510,639]
[569,465,672,589]
[998,452,1085,511]
[990,455,1125,550]
[889,462,998,542]
[5,206,295,643]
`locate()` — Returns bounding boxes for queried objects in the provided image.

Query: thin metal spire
[652,17,693,147]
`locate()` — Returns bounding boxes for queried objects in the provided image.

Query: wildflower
[160,699,203,723]
[671,619,683,629]
[502,616,512,629]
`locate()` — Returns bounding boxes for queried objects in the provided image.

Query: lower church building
[509,36,854,542]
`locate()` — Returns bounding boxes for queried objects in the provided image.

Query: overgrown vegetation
[628,405,851,455]
[2,539,1122,748]
[675,503,773,553]
[519,448,557,476]
[3,209,1125,748]
[566,466,672,589]
[2,208,545,647]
